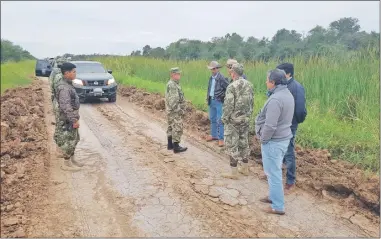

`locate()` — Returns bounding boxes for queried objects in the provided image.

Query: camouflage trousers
[167,113,183,143]
[54,120,80,159]
[224,123,250,167]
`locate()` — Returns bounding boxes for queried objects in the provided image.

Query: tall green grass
[1,60,35,93]
[96,51,380,172]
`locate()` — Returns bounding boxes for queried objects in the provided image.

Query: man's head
[170,67,181,81]
[276,63,294,80]
[207,61,221,75]
[266,68,287,90]
[230,63,244,80]
[226,59,238,73]
[60,62,77,80]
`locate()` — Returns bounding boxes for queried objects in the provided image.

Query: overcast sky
[1,1,379,58]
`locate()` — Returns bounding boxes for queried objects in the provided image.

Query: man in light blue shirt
[206,61,229,147]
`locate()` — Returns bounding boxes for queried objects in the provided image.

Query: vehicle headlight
[107,78,115,85]
[73,79,83,86]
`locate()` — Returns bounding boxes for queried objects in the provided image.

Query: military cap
[231,63,244,76]
[170,67,182,74]
[226,59,238,67]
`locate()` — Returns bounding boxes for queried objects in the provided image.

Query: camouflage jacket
[49,67,61,83]
[222,77,254,125]
[51,73,63,100]
[56,78,80,124]
[165,79,186,115]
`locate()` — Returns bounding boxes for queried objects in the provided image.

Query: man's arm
[57,87,79,124]
[222,85,234,124]
[260,99,281,143]
[295,85,307,123]
[220,74,229,90]
[166,84,180,114]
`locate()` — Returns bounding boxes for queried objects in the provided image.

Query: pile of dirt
[1,81,49,238]
[118,86,380,221]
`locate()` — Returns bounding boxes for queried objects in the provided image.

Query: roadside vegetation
[1,40,36,93]
[1,60,35,93]
[96,50,380,172]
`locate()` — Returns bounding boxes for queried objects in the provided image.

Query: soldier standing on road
[51,58,67,125]
[165,67,188,153]
[55,62,83,171]
[221,63,254,179]
[49,57,64,83]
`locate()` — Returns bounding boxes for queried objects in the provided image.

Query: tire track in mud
[80,103,263,237]
[29,78,141,237]
[90,99,377,237]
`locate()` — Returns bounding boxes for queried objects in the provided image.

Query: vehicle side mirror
[107,70,112,74]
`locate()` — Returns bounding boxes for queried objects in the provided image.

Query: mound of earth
[118,85,380,222]
[1,80,49,238]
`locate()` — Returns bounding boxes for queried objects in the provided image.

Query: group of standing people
[165,60,307,215]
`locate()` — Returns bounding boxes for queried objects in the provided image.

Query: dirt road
[7,78,379,237]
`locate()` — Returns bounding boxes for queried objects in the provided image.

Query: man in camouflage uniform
[49,57,64,83]
[221,63,254,179]
[55,62,83,171]
[165,67,187,153]
[50,58,67,122]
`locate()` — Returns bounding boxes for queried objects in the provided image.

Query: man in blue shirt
[206,61,229,147]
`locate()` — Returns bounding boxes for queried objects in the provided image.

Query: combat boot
[222,166,239,180]
[71,156,84,167]
[61,159,81,172]
[173,142,187,153]
[167,136,174,150]
[238,162,249,176]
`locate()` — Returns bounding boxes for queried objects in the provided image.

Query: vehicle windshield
[37,60,49,67]
[75,63,106,74]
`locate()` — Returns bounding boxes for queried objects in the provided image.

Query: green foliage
[1,60,35,93]
[1,39,35,63]
[130,17,379,62]
[96,50,380,171]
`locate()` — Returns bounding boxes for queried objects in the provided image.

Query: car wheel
[79,98,86,103]
[108,95,116,103]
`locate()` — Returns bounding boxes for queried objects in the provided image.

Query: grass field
[96,51,380,172]
[1,60,35,93]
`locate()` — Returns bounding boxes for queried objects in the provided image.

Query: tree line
[1,39,35,63]
[130,17,380,61]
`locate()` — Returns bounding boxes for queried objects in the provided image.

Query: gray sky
[1,1,379,58]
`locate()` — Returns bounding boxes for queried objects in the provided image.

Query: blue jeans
[209,99,224,140]
[283,126,297,185]
[262,139,290,211]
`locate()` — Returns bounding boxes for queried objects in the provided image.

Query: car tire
[79,98,86,103]
[108,95,116,103]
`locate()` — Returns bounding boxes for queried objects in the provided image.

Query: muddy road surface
[7,77,379,237]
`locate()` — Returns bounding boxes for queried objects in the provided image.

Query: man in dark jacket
[206,61,229,147]
[276,63,307,193]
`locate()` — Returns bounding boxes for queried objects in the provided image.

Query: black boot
[167,136,174,150]
[173,142,187,153]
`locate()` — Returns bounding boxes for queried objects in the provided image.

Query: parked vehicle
[35,59,52,77]
[70,61,118,102]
